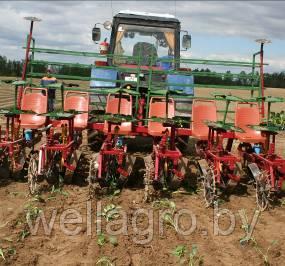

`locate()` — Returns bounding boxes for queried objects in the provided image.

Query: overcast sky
[0,1,284,72]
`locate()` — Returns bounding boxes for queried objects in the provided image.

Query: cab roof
[115,10,180,23]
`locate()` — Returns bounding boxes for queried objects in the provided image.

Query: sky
[0,1,285,73]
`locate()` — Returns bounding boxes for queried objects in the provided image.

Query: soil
[0,80,284,265]
[0,172,284,266]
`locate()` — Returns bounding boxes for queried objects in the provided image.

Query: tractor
[88,11,195,196]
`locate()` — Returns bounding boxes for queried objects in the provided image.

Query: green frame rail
[23,37,264,122]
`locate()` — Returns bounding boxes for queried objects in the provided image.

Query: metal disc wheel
[45,152,62,186]
[143,155,156,202]
[88,153,101,197]
[27,152,40,195]
[160,159,181,191]
[203,166,217,207]
[255,171,271,211]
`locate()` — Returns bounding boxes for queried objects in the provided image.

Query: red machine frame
[234,101,285,210]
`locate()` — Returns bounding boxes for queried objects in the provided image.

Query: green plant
[162,211,178,232]
[97,233,118,247]
[18,229,30,241]
[172,245,187,259]
[108,235,118,247]
[30,194,45,203]
[239,209,276,265]
[171,244,203,265]
[251,239,278,266]
[7,247,16,256]
[9,191,26,196]
[51,185,69,197]
[97,233,106,247]
[0,248,5,261]
[100,204,121,222]
[270,111,285,129]
[153,199,176,214]
[3,237,13,243]
[24,203,42,222]
[109,189,121,199]
[96,256,114,266]
[189,245,203,266]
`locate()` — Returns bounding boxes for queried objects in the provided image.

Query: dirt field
[0,78,285,265]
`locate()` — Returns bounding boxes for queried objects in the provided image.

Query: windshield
[113,24,175,67]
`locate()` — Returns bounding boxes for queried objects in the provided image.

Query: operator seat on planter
[148,97,175,136]
[234,102,265,143]
[103,93,133,134]
[20,87,48,129]
[191,100,217,140]
[64,91,89,129]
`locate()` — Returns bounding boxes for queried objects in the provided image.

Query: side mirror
[103,21,112,31]
[92,27,101,42]
[182,34,191,49]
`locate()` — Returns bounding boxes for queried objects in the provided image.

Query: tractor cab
[93,11,191,68]
[91,11,193,118]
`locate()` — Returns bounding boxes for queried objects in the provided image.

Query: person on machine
[41,67,57,112]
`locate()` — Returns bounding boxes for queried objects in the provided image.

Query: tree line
[0,55,284,88]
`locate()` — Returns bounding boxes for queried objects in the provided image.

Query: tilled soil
[0,150,285,266]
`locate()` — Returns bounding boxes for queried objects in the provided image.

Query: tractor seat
[234,103,265,143]
[64,91,89,129]
[148,97,175,136]
[132,42,157,66]
[191,100,217,140]
[103,94,133,135]
[20,87,48,129]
